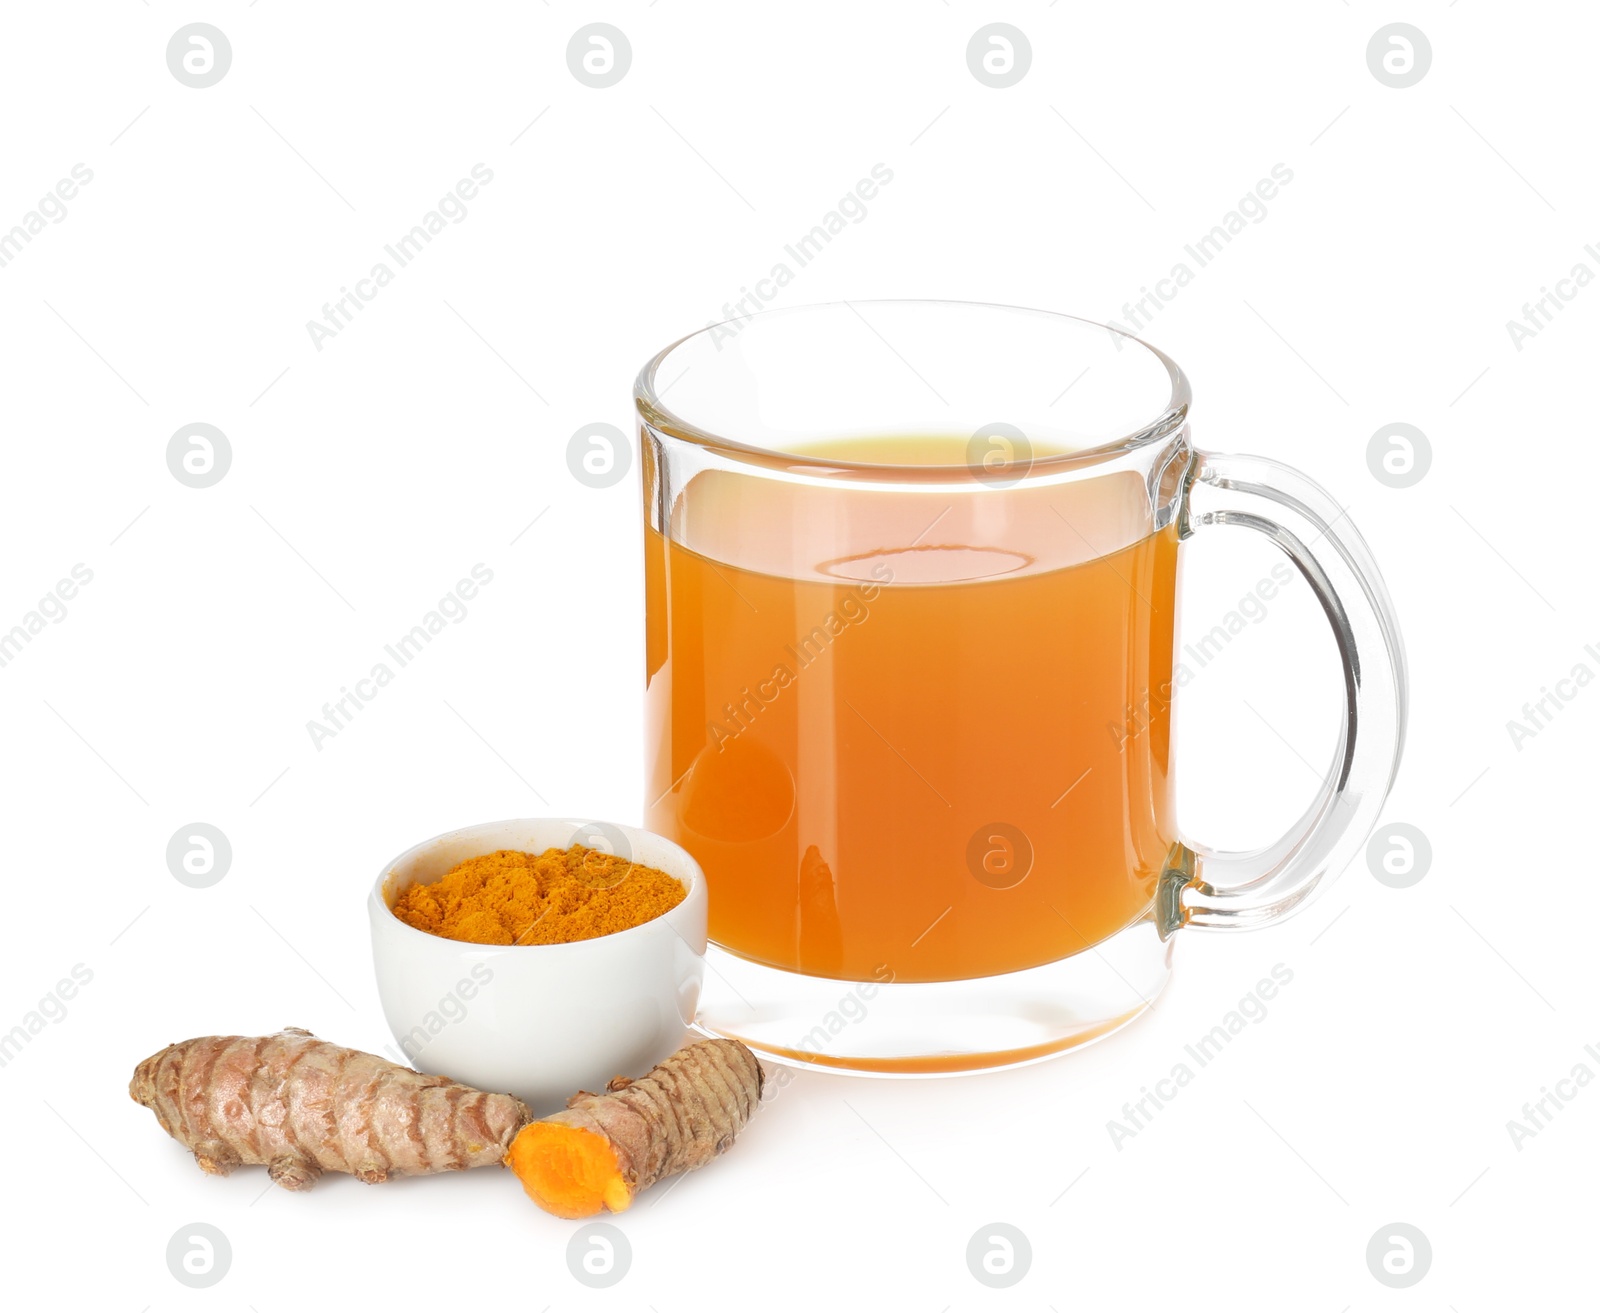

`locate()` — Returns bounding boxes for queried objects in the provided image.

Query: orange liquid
[644,438,1179,983]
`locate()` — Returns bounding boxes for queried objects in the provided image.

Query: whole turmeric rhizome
[130,1030,763,1215]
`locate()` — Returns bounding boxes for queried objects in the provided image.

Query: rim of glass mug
[633,299,1193,479]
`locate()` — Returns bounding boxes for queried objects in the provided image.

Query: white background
[1,2,1592,1308]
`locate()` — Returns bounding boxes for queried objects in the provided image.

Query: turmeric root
[130,1027,530,1190]
[506,1037,763,1217]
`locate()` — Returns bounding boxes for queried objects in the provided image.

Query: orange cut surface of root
[507,1122,633,1218]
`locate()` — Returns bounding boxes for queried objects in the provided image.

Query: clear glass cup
[635,300,1406,1075]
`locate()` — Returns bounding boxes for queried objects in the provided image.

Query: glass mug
[636,301,1405,1074]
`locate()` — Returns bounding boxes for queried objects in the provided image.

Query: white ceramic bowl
[369,818,707,1112]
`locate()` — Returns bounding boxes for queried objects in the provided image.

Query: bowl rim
[368,816,706,955]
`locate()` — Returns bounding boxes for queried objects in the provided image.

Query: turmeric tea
[391,845,685,945]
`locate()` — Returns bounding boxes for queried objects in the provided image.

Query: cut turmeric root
[506,1037,763,1217]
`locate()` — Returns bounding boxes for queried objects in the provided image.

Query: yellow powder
[391,845,686,946]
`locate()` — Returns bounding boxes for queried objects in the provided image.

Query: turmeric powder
[391,845,685,945]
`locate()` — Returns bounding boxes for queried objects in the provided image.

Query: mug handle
[1157,450,1409,933]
